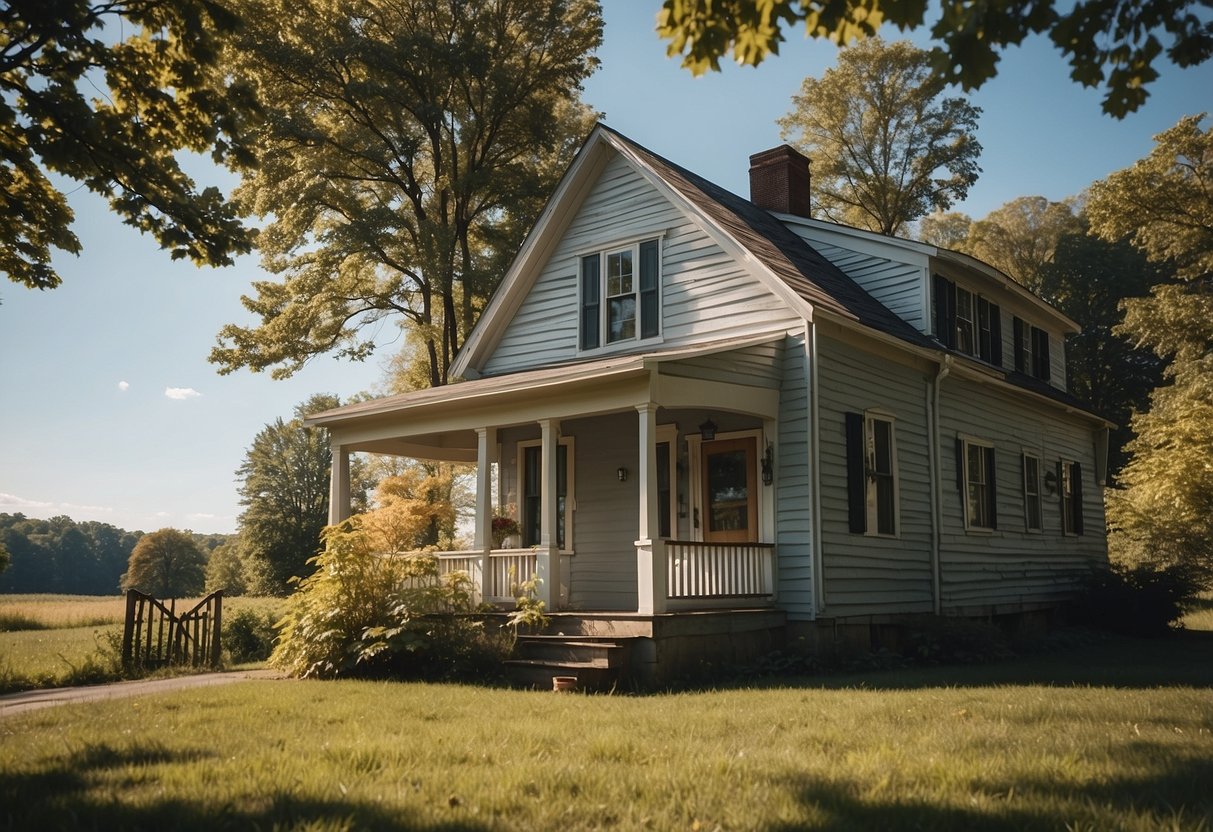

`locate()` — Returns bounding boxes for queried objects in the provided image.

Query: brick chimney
[748,145,811,217]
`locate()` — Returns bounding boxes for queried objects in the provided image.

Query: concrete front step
[506,635,637,691]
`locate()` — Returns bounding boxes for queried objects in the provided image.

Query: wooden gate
[121,590,223,669]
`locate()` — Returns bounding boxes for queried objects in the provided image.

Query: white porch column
[536,419,561,611]
[636,403,667,614]
[328,443,351,525]
[474,427,497,602]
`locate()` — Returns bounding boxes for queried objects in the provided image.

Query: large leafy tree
[120,528,207,599]
[1086,115,1213,580]
[236,394,344,595]
[1038,232,1168,478]
[966,197,1084,293]
[656,0,1213,117]
[777,38,981,236]
[209,0,602,387]
[0,0,258,290]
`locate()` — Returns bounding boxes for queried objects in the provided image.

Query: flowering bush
[491,513,520,547]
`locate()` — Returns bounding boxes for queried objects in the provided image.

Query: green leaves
[210,0,601,385]
[778,38,982,235]
[1,0,259,289]
[657,0,1212,117]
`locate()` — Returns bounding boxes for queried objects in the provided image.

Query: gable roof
[452,123,937,378]
[447,123,1107,425]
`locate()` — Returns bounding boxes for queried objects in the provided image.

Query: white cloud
[118,380,130,392]
[164,386,201,400]
[0,492,112,516]
[187,512,217,520]
[0,492,53,510]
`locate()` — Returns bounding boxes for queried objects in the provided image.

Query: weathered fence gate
[121,590,223,669]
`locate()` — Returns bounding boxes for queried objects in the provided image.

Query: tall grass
[3,630,1212,831]
[0,594,283,630]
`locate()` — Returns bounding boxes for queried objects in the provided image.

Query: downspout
[806,319,825,617]
[928,354,953,615]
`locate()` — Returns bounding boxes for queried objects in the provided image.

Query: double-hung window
[580,239,660,350]
[1060,459,1084,535]
[959,437,997,531]
[1022,452,1043,532]
[518,438,575,551]
[1013,317,1052,381]
[845,411,898,536]
[933,275,1001,364]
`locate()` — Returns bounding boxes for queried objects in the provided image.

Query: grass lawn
[2,631,1212,831]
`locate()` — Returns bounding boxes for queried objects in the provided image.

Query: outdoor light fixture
[617,466,628,482]
[762,443,775,486]
[698,418,717,441]
[1044,469,1059,495]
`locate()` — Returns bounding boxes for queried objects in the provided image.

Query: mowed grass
[2,632,1213,831]
[1183,592,1213,631]
[0,595,284,692]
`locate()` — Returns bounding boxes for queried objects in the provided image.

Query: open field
[2,631,1212,831]
[0,595,283,693]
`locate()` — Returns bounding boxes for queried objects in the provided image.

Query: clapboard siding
[776,332,814,619]
[787,230,929,332]
[938,376,1105,608]
[816,336,935,617]
[499,414,640,611]
[660,340,784,389]
[484,153,801,374]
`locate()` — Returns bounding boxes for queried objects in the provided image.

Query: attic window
[580,238,661,350]
[932,275,1001,365]
[1013,317,1051,381]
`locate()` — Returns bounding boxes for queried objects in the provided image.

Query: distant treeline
[0,513,231,596]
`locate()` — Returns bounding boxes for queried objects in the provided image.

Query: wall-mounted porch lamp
[1044,469,1059,494]
[762,443,775,486]
[698,418,717,441]
[617,466,628,482]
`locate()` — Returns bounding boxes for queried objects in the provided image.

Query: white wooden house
[307,125,1110,682]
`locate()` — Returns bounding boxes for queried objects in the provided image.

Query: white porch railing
[665,540,775,601]
[436,549,538,605]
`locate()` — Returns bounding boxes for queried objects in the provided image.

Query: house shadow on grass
[767,748,1213,831]
[728,628,1213,693]
[0,742,492,832]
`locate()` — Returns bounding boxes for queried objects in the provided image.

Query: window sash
[963,440,996,530]
[865,416,897,536]
[1023,453,1042,531]
[520,442,570,549]
[580,239,660,349]
[956,288,976,355]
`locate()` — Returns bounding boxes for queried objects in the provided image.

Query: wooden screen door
[700,437,758,543]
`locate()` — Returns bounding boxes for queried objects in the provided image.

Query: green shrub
[270,521,509,680]
[1072,562,1202,636]
[900,617,1014,665]
[222,608,279,664]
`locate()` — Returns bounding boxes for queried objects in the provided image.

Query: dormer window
[1013,317,1051,381]
[580,238,660,350]
[932,275,1001,365]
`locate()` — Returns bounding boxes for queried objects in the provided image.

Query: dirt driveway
[0,669,284,718]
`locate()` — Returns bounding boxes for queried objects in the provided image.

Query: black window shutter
[1072,462,1084,535]
[1033,328,1051,381]
[845,412,866,533]
[1013,318,1026,373]
[955,436,965,492]
[1057,459,1065,531]
[990,304,1003,366]
[986,446,998,529]
[639,240,659,339]
[933,275,956,349]
[580,255,600,350]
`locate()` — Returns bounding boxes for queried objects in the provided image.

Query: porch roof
[298,334,781,458]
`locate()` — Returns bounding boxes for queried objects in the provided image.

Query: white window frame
[516,436,576,554]
[1060,457,1078,536]
[864,410,899,538]
[955,287,976,356]
[960,435,995,532]
[1022,450,1043,533]
[577,235,663,354]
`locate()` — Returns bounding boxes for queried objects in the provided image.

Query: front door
[700,437,758,543]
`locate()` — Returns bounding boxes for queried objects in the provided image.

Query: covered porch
[310,338,787,616]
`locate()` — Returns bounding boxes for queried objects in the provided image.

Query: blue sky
[1,3,1210,535]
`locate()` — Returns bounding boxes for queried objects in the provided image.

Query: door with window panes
[700,437,758,543]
